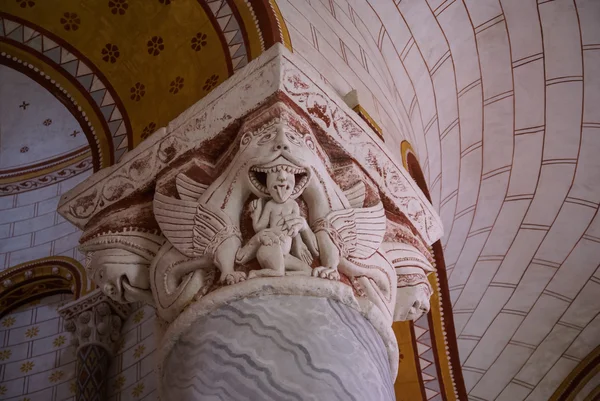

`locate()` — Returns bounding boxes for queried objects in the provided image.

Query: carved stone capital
[59,44,442,354]
[58,289,131,356]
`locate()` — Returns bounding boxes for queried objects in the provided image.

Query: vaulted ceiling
[1,0,599,400]
[271,0,599,399]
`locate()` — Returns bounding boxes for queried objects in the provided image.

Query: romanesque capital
[58,289,131,356]
[57,44,443,384]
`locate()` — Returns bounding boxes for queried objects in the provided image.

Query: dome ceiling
[0,0,289,174]
[0,64,91,193]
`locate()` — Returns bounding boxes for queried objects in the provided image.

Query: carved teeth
[250,165,306,174]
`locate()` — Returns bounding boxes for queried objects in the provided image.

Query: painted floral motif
[203,74,219,91]
[147,36,165,56]
[0,349,11,361]
[25,326,39,338]
[69,381,76,394]
[141,122,157,140]
[116,338,125,353]
[53,335,66,347]
[0,385,6,396]
[133,309,145,323]
[133,344,145,359]
[60,12,80,31]
[114,375,126,390]
[102,44,120,63]
[130,82,146,101]
[49,370,64,383]
[132,382,144,397]
[43,118,52,126]
[169,76,184,94]
[2,316,16,327]
[108,0,128,15]
[191,32,207,51]
[16,0,35,8]
[20,361,35,373]
[22,398,31,401]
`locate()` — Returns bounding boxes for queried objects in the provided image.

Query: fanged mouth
[249,162,310,197]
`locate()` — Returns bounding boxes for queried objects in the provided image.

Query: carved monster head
[86,249,152,304]
[237,103,323,201]
[80,230,165,305]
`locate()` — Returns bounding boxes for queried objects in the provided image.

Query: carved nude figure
[235,165,317,277]
[153,102,406,322]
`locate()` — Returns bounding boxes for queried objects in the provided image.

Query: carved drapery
[57,44,443,400]
[58,289,130,401]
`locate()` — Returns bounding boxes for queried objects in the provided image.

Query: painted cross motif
[19,101,29,110]
[71,130,80,137]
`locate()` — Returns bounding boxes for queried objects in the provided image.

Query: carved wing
[351,202,386,258]
[176,173,208,201]
[154,192,197,257]
[322,202,386,259]
[343,181,366,208]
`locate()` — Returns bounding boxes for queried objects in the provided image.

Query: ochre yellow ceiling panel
[4,0,229,148]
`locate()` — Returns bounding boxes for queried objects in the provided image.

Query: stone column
[161,291,396,401]
[59,289,130,401]
[57,44,443,401]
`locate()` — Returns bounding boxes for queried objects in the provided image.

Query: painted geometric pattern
[0,294,76,401]
[0,16,130,163]
[77,345,110,401]
[415,314,443,401]
[206,0,250,72]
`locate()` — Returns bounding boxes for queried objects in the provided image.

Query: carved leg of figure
[215,236,246,285]
[312,232,341,280]
[249,245,284,278]
[283,254,312,275]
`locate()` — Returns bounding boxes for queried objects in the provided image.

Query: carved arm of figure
[250,198,271,233]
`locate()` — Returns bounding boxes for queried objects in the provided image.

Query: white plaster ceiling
[0,64,90,274]
[0,65,87,169]
[278,0,600,400]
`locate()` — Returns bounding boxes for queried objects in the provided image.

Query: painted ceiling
[0,65,89,171]
[0,0,288,175]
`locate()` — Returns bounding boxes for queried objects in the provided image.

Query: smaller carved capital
[58,289,130,356]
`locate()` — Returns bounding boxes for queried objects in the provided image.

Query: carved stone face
[242,120,315,200]
[90,249,152,304]
[395,284,431,321]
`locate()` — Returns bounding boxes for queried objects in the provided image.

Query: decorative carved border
[57,44,442,246]
[0,256,92,318]
[0,13,133,165]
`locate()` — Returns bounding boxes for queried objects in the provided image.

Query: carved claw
[311,266,340,281]
[221,271,247,285]
[277,216,306,237]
